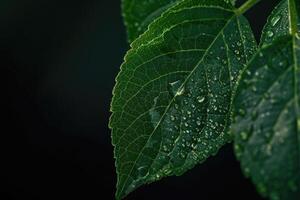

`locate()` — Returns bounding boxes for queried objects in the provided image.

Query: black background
[1,0,281,199]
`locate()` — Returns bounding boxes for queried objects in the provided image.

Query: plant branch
[237,0,262,15]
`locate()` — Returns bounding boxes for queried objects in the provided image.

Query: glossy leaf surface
[232,0,300,199]
[111,0,256,199]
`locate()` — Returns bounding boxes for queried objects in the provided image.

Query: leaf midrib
[288,0,300,169]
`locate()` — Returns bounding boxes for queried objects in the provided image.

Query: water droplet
[169,80,182,96]
[197,96,205,103]
[161,167,172,176]
[163,145,168,152]
[183,99,188,105]
[267,30,274,37]
[176,85,185,96]
[271,15,281,26]
[191,143,197,150]
[170,115,176,121]
[137,166,148,177]
[149,97,160,127]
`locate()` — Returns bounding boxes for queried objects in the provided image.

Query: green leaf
[231,0,300,199]
[260,0,290,46]
[111,0,257,199]
[122,0,181,42]
[122,0,237,43]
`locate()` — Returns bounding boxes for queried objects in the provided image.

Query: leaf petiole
[288,0,299,34]
[237,0,263,15]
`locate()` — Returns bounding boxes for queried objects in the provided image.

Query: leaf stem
[237,0,262,15]
[288,0,298,34]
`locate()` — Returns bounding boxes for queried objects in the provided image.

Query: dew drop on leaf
[176,85,185,96]
[197,96,205,103]
[267,30,274,37]
[271,15,281,26]
[169,80,182,96]
[170,115,176,121]
[137,166,148,177]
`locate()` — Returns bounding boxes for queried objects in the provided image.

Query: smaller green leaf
[232,0,300,199]
[260,0,289,46]
[232,36,300,200]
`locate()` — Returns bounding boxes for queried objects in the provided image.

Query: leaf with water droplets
[232,1,300,199]
[111,0,257,199]
[260,0,290,46]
